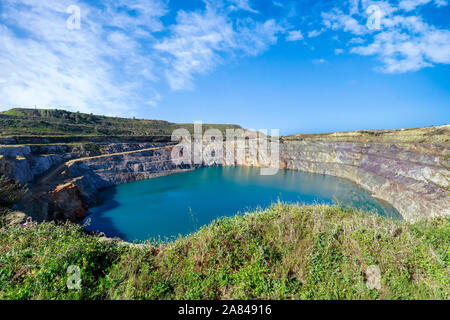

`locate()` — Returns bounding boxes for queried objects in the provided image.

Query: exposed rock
[0,146,31,157]
[4,134,449,223]
[0,144,103,184]
[49,177,88,221]
[58,140,449,222]
[0,155,35,185]
[278,141,449,222]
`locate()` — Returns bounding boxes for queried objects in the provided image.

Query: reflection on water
[84,167,402,242]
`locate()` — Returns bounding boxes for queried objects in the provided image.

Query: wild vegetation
[0,177,26,228]
[0,109,448,300]
[283,124,450,144]
[0,203,448,300]
[0,108,241,137]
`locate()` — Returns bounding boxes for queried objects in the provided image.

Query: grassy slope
[283,125,450,144]
[0,203,448,300]
[0,108,241,137]
[0,109,448,300]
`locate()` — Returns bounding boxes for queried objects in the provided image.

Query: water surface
[84,167,401,242]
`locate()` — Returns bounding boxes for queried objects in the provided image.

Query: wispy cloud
[322,0,450,73]
[0,0,167,115]
[322,9,367,36]
[399,0,448,11]
[228,0,259,13]
[312,58,326,64]
[155,3,283,90]
[286,30,304,42]
[0,0,448,114]
[0,0,283,113]
[308,29,325,38]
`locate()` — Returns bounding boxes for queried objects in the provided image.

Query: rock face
[66,146,192,187]
[60,146,197,215]
[0,143,170,185]
[55,140,449,222]
[0,143,174,221]
[0,145,82,184]
[49,177,88,221]
[1,136,449,223]
[278,141,449,222]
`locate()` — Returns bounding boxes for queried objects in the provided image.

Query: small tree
[0,176,26,207]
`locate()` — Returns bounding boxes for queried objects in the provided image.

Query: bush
[0,176,27,227]
[0,204,448,300]
[0,176,26,208]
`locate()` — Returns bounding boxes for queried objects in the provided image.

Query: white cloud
[155,4,283,90]
[273,1,284,7]
[349,37,366,44]
[349,0,360,15]
[398,0,447,11]
[434,0,448,6]
[0,0,167,115]
[322,10,367,35]
[308,29,324,38]
[286,30,304,42]
[399,0,432,11]
[312,58,326,64]
[0,0,283,113]
[154,8,235,90]
[335,48,345,55]
[1,0,447,113]
[323,1,450,73]
[228,0,258,13]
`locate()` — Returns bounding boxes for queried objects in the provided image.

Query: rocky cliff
[0,145,94,184]
[1,126,449,223]
[278,141,449,222]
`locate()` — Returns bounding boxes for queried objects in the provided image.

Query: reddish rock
[50,177,87,221]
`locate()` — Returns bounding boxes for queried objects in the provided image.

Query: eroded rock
[49,177,88,221]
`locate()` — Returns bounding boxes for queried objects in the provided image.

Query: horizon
[0,0,449,135]
[1,106,449,136]
[0,0,449,302]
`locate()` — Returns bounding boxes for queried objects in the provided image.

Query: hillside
[283,125,450,144]
[0,203,448,300]
[0,108,448,300]
[1,108,447,145]
[0,108,241,138]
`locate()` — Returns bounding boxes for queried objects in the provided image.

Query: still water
[84,166,401,242]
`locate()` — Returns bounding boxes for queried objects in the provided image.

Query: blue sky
[0,0,449,134]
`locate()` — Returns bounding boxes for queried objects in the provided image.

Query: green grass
[0,203,448,300]
[283,124,449,144]
[0,108,241,137]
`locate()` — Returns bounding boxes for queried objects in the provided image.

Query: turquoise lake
[84,167,401,242]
